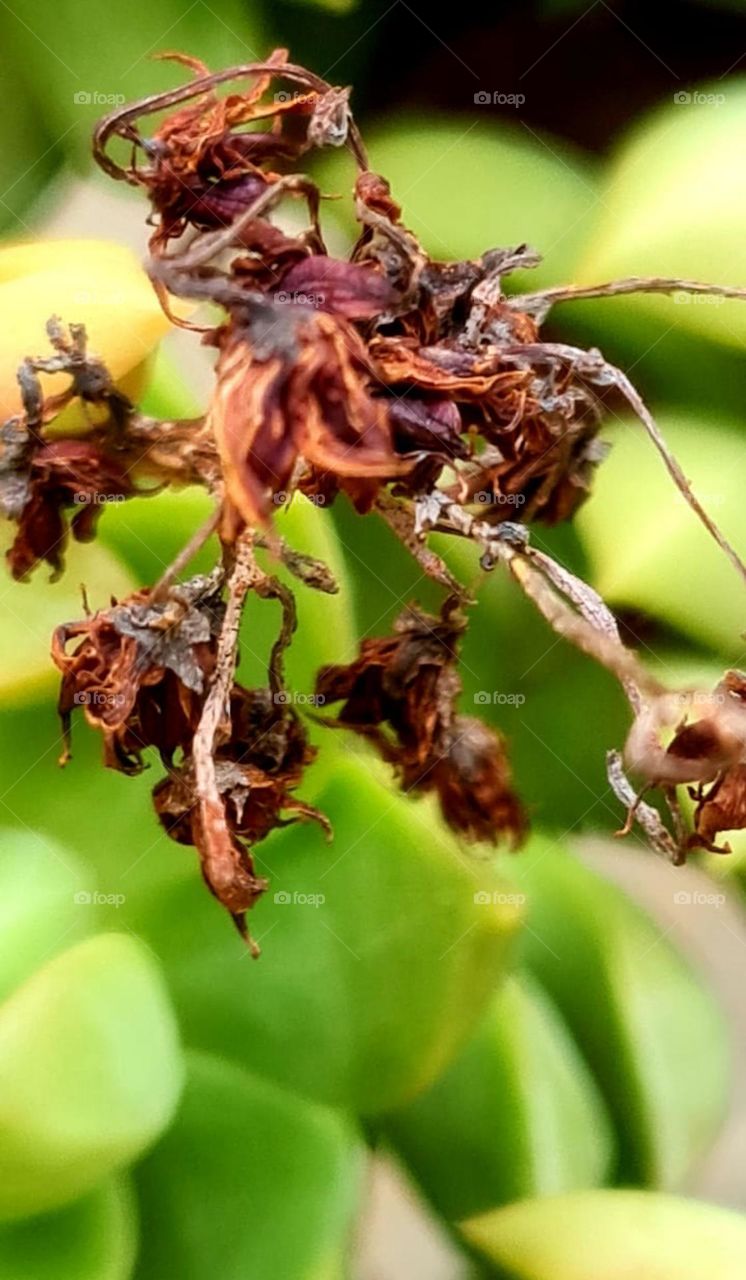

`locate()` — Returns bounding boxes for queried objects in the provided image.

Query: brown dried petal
[428,715,526,846]
[691,765,746,852]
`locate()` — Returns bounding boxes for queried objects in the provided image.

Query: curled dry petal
[316,602,525,845]
[209,307,409,528]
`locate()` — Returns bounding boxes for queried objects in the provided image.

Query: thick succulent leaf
[135,1052,363,1280]
[0,1179,137,1280]
[0,530,136,702]
[319,119,599,287]
[0,691,182,903]
[501,837,729,1187]
[575,80,746,351]
[575,413,746,655]
[0,63,59,235]
[385,972,614,1221]
[128,760,522,1114]
[0,830,92,1003]
[0,240,171,421]
[0,933,184,1221]
[463,1189,746,1280]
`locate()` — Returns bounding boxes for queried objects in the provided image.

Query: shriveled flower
[52,573,223,772]
[316,602,525,845]
[154,685,327,938]
[2,435,135,581]
[208,298,409,530]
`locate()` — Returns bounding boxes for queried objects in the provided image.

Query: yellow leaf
[0,239,173,423]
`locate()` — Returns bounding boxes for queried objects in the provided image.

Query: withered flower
[52,573,223,772]
[316,602,525,846]
[154,685,327,932]
[208,296,409,530]
[2,435,135,581]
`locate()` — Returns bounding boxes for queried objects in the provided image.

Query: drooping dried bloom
[316,602,525,845]
[207,291,408,531]
[154,685,327,931]
[51,573,224,771]
[3,438,134,581]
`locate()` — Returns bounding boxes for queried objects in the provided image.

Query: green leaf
[0,532,136,703]
[129,758,522,1114]
[135,1052,363,1280]
[0,62,59,235]
[575,413,746,655]
[0,692,183,906]
[463,1190,746,1280]
[318,118,599,287]
[574,79,746,351]
[0,1179,137,1280]
[0,933,184,1221]
[0,0,266,166]
[136,346,204,421]
[433,529,631,833]
[502,838,729,1187]
[385,972,614,1221]
[0,830,92,1004]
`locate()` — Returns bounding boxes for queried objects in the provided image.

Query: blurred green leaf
[0,62,59,235]
[135,1052,363,1280]
[0,0,266,165]
[129,759,522,1114]
[0,692,183,906]
[575,79,746,351]
[433,529,631,832]
[136,345,205,420]
[319,117,599,287]
[0,933,184,1221]
[385,972,614,1221]
[0,1179,136,1280]
[576,413,746,656]
[0,532,136,704]
[0,831,91,1004]
[502,838,729,1186]
[463,1189,746,1279]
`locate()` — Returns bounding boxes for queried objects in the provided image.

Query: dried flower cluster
[3,51,746,948]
